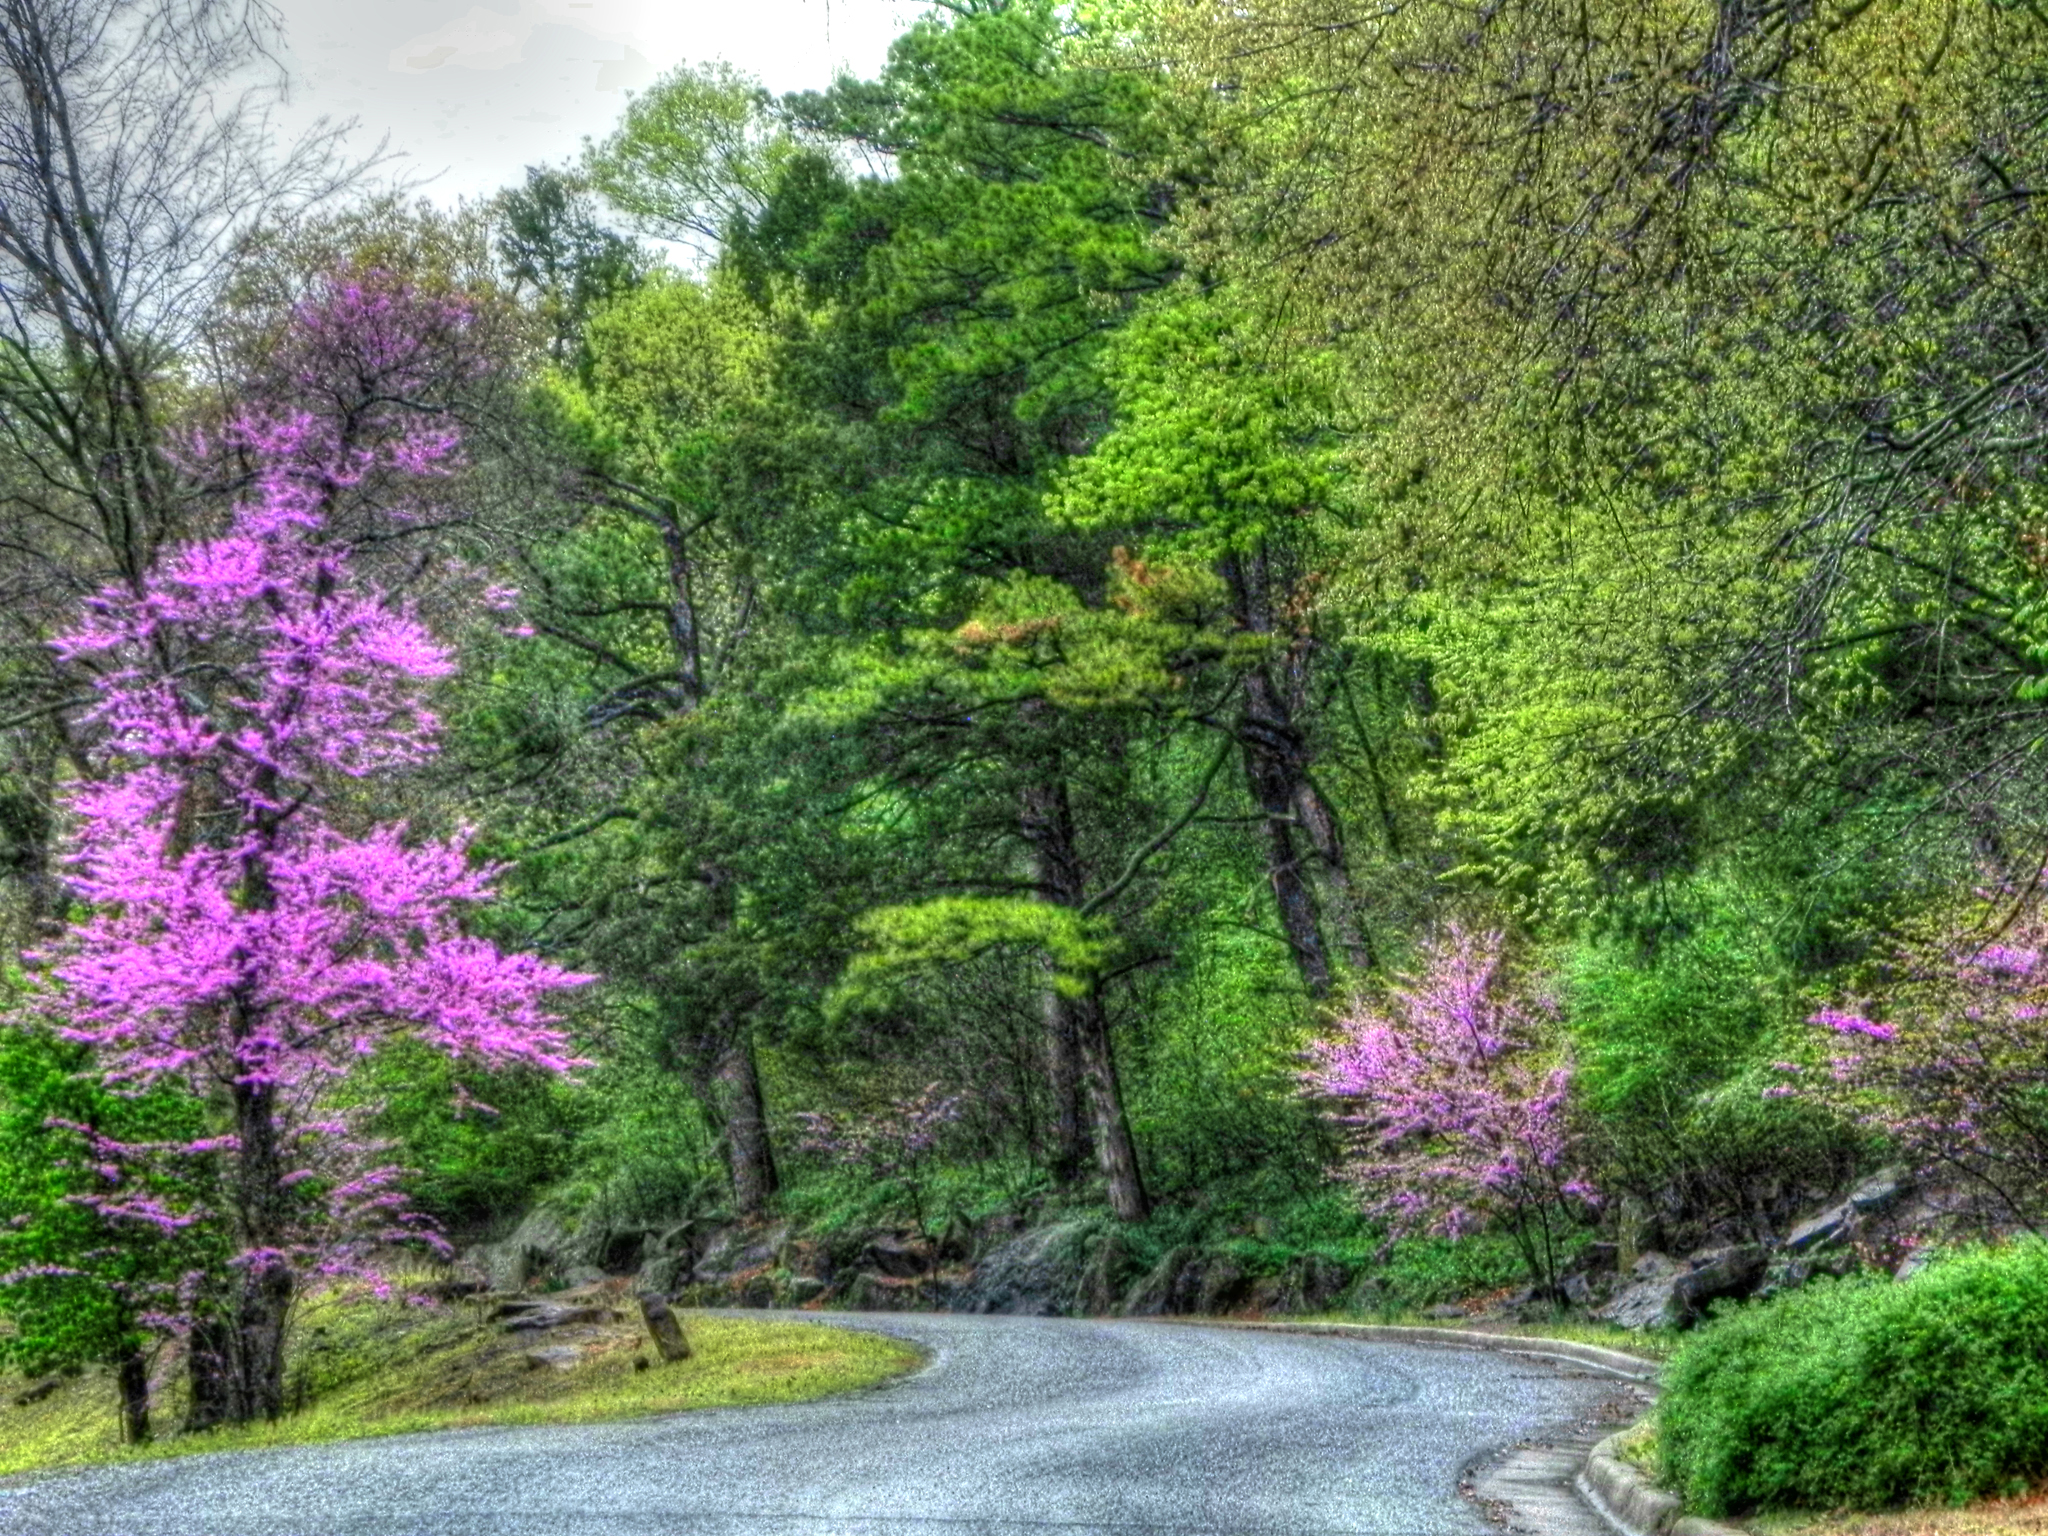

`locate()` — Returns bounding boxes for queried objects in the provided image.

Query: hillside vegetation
[1,0,2046,1513]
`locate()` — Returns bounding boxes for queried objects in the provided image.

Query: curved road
[0,1314,1622,1536]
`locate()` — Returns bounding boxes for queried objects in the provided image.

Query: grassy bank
[0,1288,920,1478]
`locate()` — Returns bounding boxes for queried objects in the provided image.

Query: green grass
[0,1287,921,1478]
[1282,1309,1677,1360]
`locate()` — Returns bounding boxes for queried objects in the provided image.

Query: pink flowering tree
[42,272,588,1428]
[1794,901,2048,1236]
[1303,924,1594,1296]
[794,1085,963,1230]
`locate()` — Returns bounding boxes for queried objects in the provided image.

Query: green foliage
[0,1024,212,1379]
[1660,1243,2048,1514]
[1565,870,1869,1230]
[349,1041,597,1230]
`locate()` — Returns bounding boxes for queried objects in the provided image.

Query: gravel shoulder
[0,1311,1625,1536]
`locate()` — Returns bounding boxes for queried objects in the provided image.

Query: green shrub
[1659,1242,2048,1514]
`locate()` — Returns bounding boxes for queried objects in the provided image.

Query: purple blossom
[1302,924,1593,1290]
[45,271,592,1311]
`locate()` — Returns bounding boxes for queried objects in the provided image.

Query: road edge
[1184,1319,1746,1536]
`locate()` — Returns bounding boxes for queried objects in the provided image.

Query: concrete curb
[1171,1318,1660,1384]
[1186,1319,1746,1536]
[1576,1429,1746,1536]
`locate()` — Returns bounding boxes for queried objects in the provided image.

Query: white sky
[270,0,920,207]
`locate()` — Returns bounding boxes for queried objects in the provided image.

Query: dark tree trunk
[1022,777,1147,1221]
[1071,987,1149,1222]
[117,1346,150,1445]
[223,1076,293,1423]
[1222,547,1371,995]
[718,1033,779,1218]
[184,1316,236,1433]
[1038,958,1093,1188]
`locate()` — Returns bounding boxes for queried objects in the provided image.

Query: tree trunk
[184,1315,236,1433]
[1071,988,1149,1222]
[1239,717,1334,998]
[718,1033,779,1218]
[117,1346,150,1445]
[1223,547,1370,995]
[223,1076,294,1423]
[1038,954,1093,1187]
[1022,776,1146,1221]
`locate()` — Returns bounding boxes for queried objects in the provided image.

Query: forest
[7,0,2048,1506]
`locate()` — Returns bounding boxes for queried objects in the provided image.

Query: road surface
[0,1313,1624,1536]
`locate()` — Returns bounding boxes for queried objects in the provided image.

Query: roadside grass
[1283,1308,1678,1361]
[0,1288,921,1478]
[1749,1500,2048,1536]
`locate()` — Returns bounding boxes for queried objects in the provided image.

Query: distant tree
[44,274,587,1429]
[1304,924,1594,1294]
[495,167,644,364]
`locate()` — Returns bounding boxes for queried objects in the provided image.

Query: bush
[1660,1242,2048,1514]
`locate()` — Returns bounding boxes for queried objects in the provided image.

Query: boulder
[1120,1245,1197,1318]
[1195,1257,1252,1314]
[1298,1255,1354,1313]
[496,1302,616,1332]
[476,1206,574,1293]
[1783,1201,1855,1254]
[789,1276,829,1305]
[635,1247,694,1297]
[1592,1252,1682,1330]
[1423,1303,1469,1321]
[1848,1166,1910,1215]
[1668,1244,1766,1323]
[693,1222,790,1284]
[1075,1230,1131,1316]
[954,1221,1099,1316]
[843,1271,925,1310]
[861,1234,935,1280]
[524,1346,582,1372]
[1593,1245,1767,1329]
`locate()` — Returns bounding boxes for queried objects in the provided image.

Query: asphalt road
[0,1313,1623,1536]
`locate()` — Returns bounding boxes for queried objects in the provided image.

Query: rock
[1075,1230,1131,1316]
[636,1292,692,1362]
[1571,1242,1620,1275]
[1196,1257,1251,1314]
[635,1246,694,1296]
[1120,1245,1196,1318]
[955,1221,1100,1316]
[1424,1303,1468,1320]
[1592,1252,1681,1330]
[498,1303,615,1333]
[1561,1273,1598,1309]
[843,1271,924,1310]
[598,1227,659,1274]
[12,1379,59,1407]
[476,1205,575,1292]
[1848,1166,1910,1215]
[1895,1245,1936,1282]
[421,1276,488,1302]
[861,1235,934,1280]
[1299,1255,1353,1313]
[1784,1202,1855,1254]
[788,1276,828,1304]
[1668,1245,1766,1324]
[693,1222,790,1284]
[1595,1245,1765,1329]
[524,1346,582,1372]
[737,1271,778,1308]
